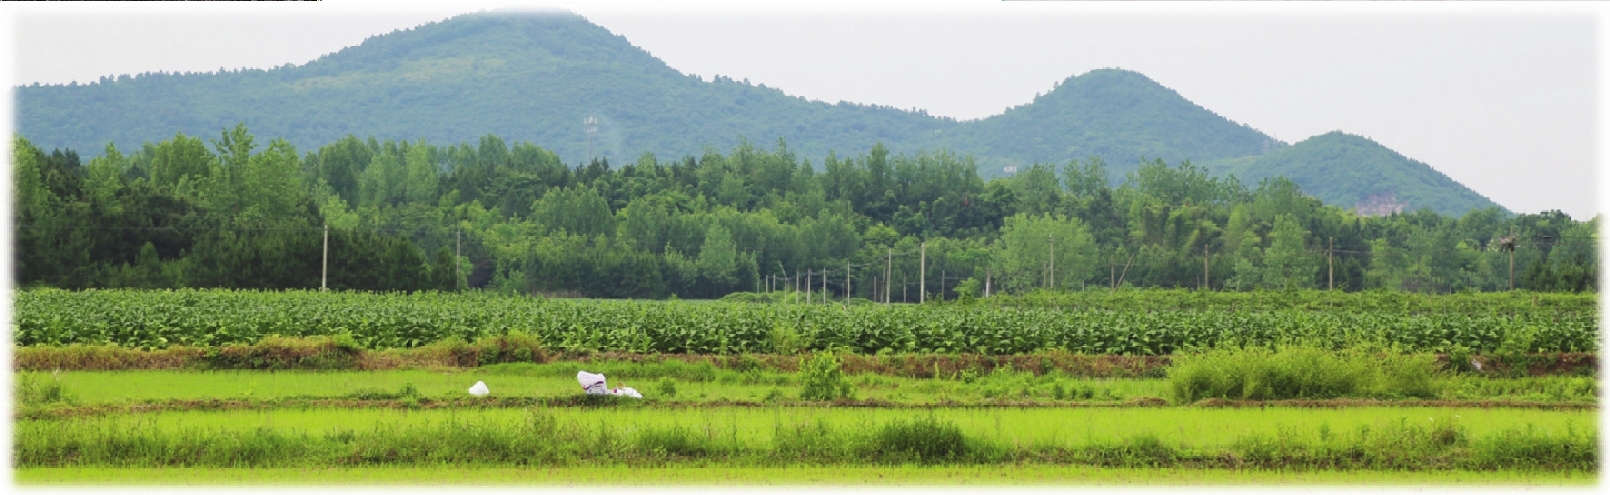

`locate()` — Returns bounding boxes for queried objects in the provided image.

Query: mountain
[954,68,1282,178]
[1211,132,1505,216]
[15,13,950,168]
[14,11,1504,215]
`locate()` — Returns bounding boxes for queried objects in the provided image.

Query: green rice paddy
[14,360,1599,484]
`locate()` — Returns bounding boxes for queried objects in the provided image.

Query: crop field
[11,288,1601,485]
[14,289,1600,354]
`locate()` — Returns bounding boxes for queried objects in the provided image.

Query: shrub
[1465,424,1596,470]
[869,415,970,464]
[1168,345,1437,403]
[1371,352,1441,399]
[768,324,805,355]
[1445,345,1477,374]
[799,351,854,401]
[15,371,73,405]
[773,419,846,461]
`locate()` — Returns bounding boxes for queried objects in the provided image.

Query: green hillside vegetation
[13,123,1596,297]
[1212,132,1504,216]
[15,12,1502,216]
[957,69,1280,178]
[14,13,950,173]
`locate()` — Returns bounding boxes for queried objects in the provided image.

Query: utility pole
[845,261,851,309]
[1327,237,1334,291]
[456,227,462,290]
[1508,226,1516,291]
[1043,235,1056,290]
[805,270,811,304]
[321,224,329,291]
[821,268,827,303]
[903,274,908,303]
[1048,235,1055,291]
[1203,244,1210,290]
[920,242,927,304]
[940,270,946,301]
[985,267,991,298]
[885,248,892,305]
[1109,253,1116,290]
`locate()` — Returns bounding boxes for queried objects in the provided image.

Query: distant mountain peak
[966,66,1276,175]
[15,13,1500,216]
[1222,130,1505,216]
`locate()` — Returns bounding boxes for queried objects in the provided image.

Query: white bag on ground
[576,371,643,398]
[578,371,609,395]
[468,381,489,397]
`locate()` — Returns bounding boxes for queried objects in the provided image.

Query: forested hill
[15,12,951,170]
[1211,132,1506,216]
[17,11,1501,215]
[955,69,1279,177]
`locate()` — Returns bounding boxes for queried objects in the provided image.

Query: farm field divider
[14,407,1596,471]
[14,289,1599,355]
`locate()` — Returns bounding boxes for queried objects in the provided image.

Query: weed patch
[1168,346,1443,403]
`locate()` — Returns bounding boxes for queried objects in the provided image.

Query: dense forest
[16,13,1501,217]
[13,125,1596,298]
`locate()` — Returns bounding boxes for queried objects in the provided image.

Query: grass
[26,405,1595,442]
[16,466,1597,485]
[26,362,1594,412]
[16,406,1596,470]
[15,356,1599,481]
[1168,345,1448,403]
[15,370,76,405]
[22,368,1178,407]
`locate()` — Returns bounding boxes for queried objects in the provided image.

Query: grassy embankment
[16,406,1596,472]
[17,466,1597,485]
[14,362,1597,418]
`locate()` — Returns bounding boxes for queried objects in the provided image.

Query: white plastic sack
[468,381,490,397]
[578,371,609,395]
[611,386,643,399]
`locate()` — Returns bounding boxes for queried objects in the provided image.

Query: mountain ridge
[1212,131,1504,215]
[13,11,1503,215]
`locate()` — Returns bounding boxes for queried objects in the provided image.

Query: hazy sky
[5,1,1604,218]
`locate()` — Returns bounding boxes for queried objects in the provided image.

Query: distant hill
[954,68,1282,179]
[1211,132,1505,216]
[14,13,950,168]
[14,11,1506,215]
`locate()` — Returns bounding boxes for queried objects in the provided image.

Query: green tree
[149,133,214,195]
[696,223,739,291]
[404,140,439,205]
[531,186,614,238]
[990,212,1096,293]
[1261,214,1321,290]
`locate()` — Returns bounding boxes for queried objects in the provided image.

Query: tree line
[13,125,1598,297]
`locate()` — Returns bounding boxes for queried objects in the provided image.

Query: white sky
[3,1,1605,219]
